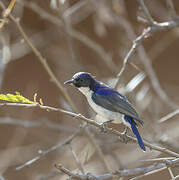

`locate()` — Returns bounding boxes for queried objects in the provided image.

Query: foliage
[0,92,36,104]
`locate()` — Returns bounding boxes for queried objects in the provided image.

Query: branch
[0,117,75,132]
[115,18,179,88]
[113,4,179,108]
[0,0,77,113]
[55,158,179,179]
[166,0,177,18]
[17,0,118,74]
[136,0,154,25]
[16,125,84,170]
[115,27,150,82]
[158,109,179,123]
[0,0,16,31]
[1,102,179,158]
[55,163,113,180]
[0,1,111,171]
[68,143,85,174]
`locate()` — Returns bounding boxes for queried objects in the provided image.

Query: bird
[64,72,146,151]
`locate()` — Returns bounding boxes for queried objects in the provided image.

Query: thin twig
[18,0,118,74]
[0,1,77,112]
[1,102,179,158]
[168,167,175,179]
[16,125,84,170]
[158,109,179,123]
[0,1,111,172]
[113,9,179,108]
[136,0,155,25]
[69,144,85,174]
[55,158,179,179]
[140,157,175,163]
[175,174,179,179]
[17,0,179,109]
[0,0,16,31]
[115,27,150,86]
[166,0,177,18]
[63,0,118,73]
[130,166,167,180]
[0,117,75,132]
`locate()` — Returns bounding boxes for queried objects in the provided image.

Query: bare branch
[113,9,179,108]
[0,1,111,171]
[115,18,179,86]
[69,144,85,174]
[175,174,179,179]
[136,0,154,25]
[158,109,179,123]
[55,163,113,180]
[0,0,16,31]
[0,117,74,132]
[166,0,177,18]
[1,102,179,158]
[55,158,179,179]
[0,1,77,112]
[168,167,175,179]
[115,27,150,85]
[18,0,118,74]
[16,125,84,171]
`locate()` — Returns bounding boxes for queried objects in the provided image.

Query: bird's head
[64,72,95,88]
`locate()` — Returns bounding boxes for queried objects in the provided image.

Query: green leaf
[0,93,36,104]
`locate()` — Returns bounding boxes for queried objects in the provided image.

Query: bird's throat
[78,87,91,96]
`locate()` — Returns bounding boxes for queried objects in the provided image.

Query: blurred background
[0,0,179,179]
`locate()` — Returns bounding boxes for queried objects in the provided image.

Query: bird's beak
[64,79,73,85]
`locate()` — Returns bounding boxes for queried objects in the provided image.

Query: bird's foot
[121,127,129,143]
[100,120,113,133]
[122,127,128,135]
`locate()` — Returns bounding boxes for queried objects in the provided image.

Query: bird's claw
[100,120,113,133]
[121,127,129,143]
[121,133,128,143]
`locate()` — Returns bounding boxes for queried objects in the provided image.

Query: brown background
[0,0,179,179]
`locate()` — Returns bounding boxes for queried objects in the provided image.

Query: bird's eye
[73,78,84,84]
[74,78,80,83]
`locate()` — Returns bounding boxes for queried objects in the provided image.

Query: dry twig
[114,1,179,109]
[0,1,111,171]
[16,125,84,170]
[0,0,16,31]
[55,158,179,179]
[0,102,179,158]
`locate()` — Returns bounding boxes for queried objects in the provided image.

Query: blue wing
[124,116,146,151]
[92,88,143,125]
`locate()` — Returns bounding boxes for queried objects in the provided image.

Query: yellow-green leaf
[0,93,36,104]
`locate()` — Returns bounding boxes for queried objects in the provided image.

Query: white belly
[78,87,125,124]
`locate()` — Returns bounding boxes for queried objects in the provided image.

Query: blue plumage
[124,116,146,151]
[92,88,144,125]
[64,72,146,151]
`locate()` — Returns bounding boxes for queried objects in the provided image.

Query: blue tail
[124,116,146,151]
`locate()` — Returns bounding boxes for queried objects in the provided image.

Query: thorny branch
[55,158,179,180]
